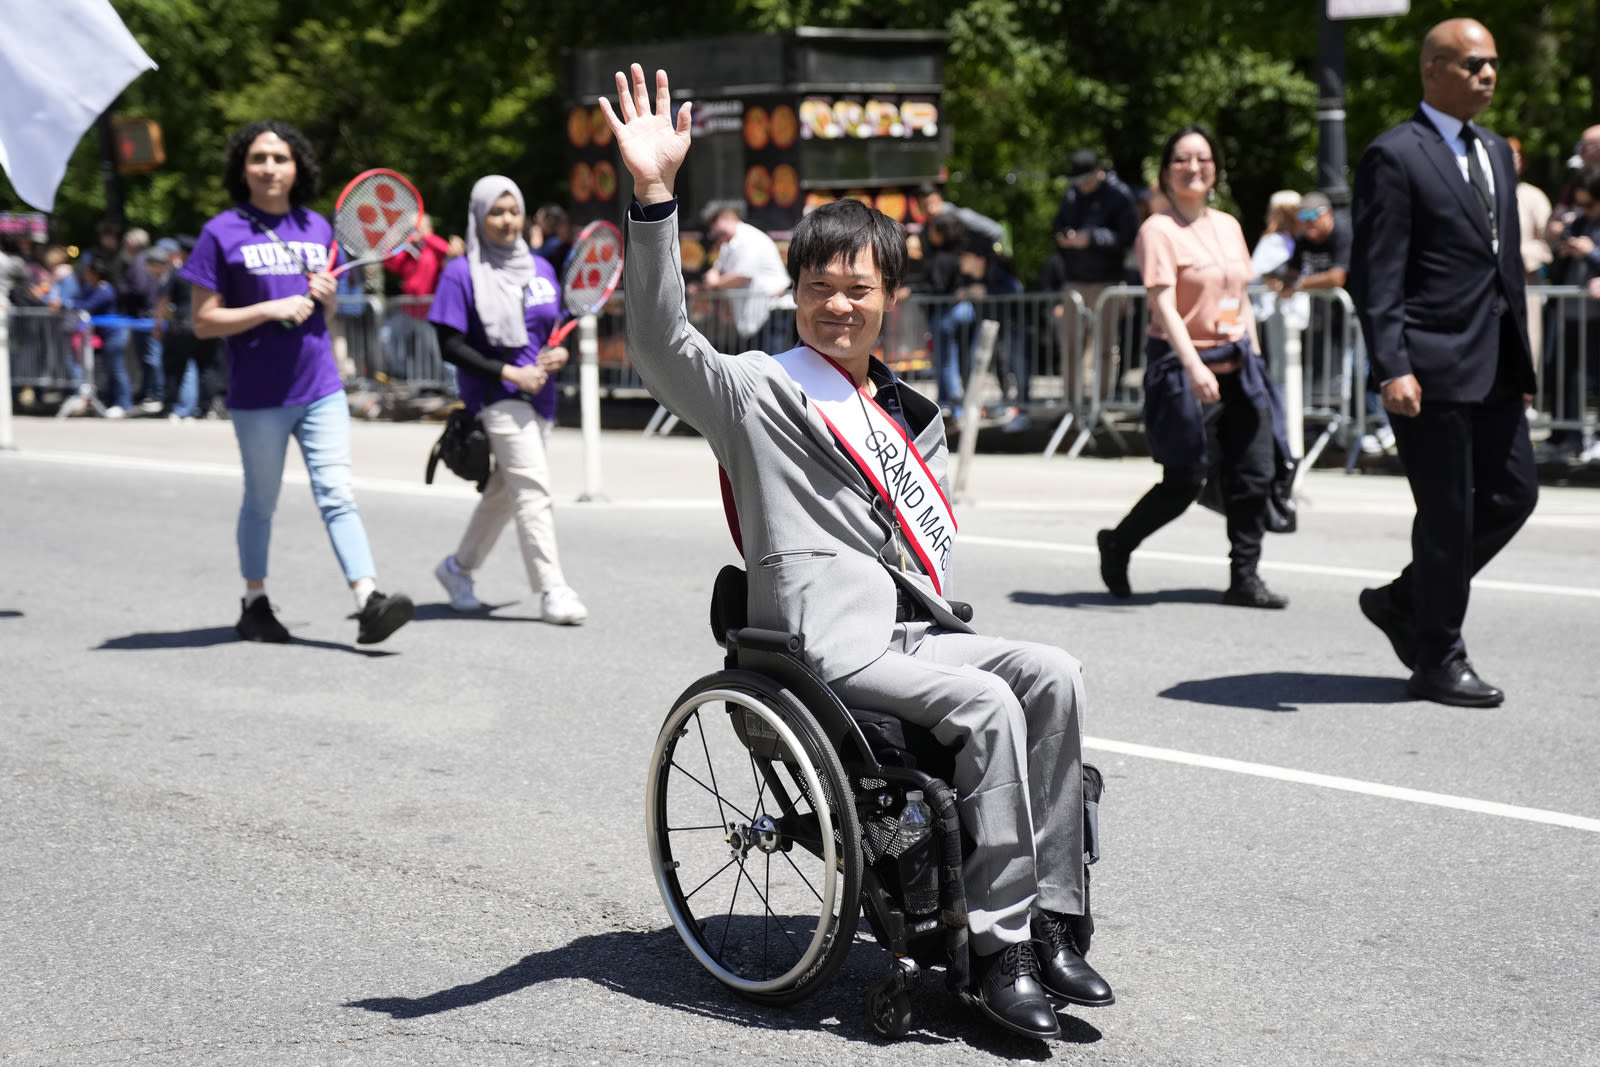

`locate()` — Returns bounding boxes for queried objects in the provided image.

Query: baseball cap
[1066,148,1103,184]
[153,237,181,255]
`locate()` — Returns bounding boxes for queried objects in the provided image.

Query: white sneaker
[138,398,163,414]
[434,555,483,612]
[1580,441,1600,465]
[1359,433,1383,455]
[541,586,588,625]
[104,405,126,419]
[1375,424,1396,451]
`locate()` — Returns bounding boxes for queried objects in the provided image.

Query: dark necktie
[1461,125,1497,245]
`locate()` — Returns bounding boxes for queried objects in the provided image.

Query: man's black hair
[923,211,966,249]
[786,198,907,295]
[222,120,321,206]
[1580,165,1600,202]
[915,181,941,200]
[1157,122,1224,199]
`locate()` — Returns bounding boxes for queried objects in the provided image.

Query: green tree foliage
[1,0,1593,283]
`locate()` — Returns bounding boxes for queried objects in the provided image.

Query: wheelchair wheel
[647,672,863,1004]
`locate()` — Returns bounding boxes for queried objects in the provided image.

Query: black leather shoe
[1359,587,1416,670]
[1408,659,1504,708]
[1097,529,1131,599]
[974,941,1060,1040]
[1221,573,1288,609]
[1033,911,1115,1007]
[357,590,415,645]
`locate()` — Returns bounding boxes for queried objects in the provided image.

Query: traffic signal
[112,118,164,174]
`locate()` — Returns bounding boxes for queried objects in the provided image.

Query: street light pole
[1316,5,1351,209]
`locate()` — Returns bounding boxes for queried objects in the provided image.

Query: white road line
[960,533,1600,600]
[1084,736,1600,834]
[11,449,1600,598]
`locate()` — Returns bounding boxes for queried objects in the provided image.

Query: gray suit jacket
[624,208,973,680]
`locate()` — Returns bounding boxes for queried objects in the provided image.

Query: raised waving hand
[597,64,691,206]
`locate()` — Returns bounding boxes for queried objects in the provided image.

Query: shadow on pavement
[410,601,540,623]
[0,609,22,618]
[344,927,1098,1055]
[1011,588,1220,609]
[1160,671,1409,712]
[95,627,398,658]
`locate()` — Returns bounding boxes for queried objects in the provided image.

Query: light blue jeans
[230,389,374,583]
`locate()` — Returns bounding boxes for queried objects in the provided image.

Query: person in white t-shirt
[699,205,793,351]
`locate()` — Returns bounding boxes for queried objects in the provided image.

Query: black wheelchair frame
[645,565,1098,1039]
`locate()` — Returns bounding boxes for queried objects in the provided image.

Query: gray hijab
[467,175,535,349]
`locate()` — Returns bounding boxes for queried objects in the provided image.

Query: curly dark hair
[222,120,321,206]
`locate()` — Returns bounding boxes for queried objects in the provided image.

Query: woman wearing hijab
[428,176,587,624]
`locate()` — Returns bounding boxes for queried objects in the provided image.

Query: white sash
[771,345,957,595]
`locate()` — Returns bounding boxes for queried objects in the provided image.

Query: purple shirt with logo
[428,254,561,419]
[181,205,343,410]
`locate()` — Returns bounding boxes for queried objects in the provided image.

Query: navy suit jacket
[1348,108,1537,404]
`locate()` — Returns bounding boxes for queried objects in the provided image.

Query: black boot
[1222,571,1288,609]
[1033,911,1115,1007]
[974,941,1060,1039]
[1097,529,1131,599]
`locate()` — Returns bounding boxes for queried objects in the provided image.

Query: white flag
[0,0,157,212]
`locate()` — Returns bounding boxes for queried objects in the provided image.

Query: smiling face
[483,193,524,247]
[244,132,296,211]
[1421,20,1498,122]
[1164,132,1217,208]
[794,245,895,366]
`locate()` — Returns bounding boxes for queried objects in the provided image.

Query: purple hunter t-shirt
[428,254,561,419]
[180,205,343,410]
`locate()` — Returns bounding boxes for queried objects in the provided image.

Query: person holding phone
[185,119,414,646]
[428,176,587,625]
[1097,124,1288,609]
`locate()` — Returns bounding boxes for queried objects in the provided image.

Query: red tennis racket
[545,220,624,348]
[328,168,423,277]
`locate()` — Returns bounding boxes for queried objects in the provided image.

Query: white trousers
[454,399,568,593]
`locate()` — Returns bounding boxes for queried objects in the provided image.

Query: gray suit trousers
[830,622,1086,956]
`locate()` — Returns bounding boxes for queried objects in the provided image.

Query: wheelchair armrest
[730,628,805,657]
[948,600,974,624]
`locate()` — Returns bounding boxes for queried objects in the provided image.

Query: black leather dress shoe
[1221,573,1288,609]
[974,941,1060,1040]
[1408,659,1504,708]
[1359,587,1416,670]
[1033,911,1116,1007]
[1097,529,1131,599]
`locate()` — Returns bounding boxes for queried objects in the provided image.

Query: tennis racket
[544,219,624,348]
[328,168,424,277]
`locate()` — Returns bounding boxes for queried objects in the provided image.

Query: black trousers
[1115,369,1275,578]
[160,329,224,417]
[1387,366,1538,670]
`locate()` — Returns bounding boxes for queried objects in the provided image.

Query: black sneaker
[236,595,291,643]
[1222,573,1288,609]
[1097,529,1131,599]
[357,590,414,645]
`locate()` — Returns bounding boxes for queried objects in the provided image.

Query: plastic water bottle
[897,790,939,917]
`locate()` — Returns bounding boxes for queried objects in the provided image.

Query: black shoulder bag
[425,407,492,492]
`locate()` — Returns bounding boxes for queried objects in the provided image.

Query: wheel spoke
[778,844,825,904]
[669,759,754,826]
[693,709,731,831]
[717,856,745,958]
[665,823,727,833]
[682,856,738,902]
[734,855,806,960]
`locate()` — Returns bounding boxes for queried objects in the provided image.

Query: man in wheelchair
[602,65,1113,1040]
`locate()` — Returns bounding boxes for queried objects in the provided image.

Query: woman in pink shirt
[1097,124,1288,609]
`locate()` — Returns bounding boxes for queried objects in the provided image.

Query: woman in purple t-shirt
[427,176,586,624]
[184,120,413,646]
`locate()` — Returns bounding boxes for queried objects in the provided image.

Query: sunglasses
[1297,208,1326,221]
[1459,55,1501,75]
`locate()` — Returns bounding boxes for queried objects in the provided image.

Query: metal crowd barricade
[6,305,82,393]
[1527,284,1596,451]
[1074,284,1365,469]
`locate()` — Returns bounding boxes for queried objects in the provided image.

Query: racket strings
[335,177,420,260]
[561,231,623,314]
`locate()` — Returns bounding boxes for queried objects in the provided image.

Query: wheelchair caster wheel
[867,984,913,1039]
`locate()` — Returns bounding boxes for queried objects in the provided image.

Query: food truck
[564,26,950,266]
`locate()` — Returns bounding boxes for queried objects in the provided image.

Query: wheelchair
[646,565,1103,1039]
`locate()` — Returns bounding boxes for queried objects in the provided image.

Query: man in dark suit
[1348,18,1539,708]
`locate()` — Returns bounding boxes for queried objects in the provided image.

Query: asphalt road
[3,420,1598,1066]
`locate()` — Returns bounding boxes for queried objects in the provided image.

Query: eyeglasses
[1169,156,1214,168]
[1459,55,1501,75]
[1296,208,1326,221]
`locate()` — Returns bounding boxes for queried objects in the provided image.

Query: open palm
[598,64,691,204]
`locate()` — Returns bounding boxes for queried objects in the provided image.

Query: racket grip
[546,320,577,348]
